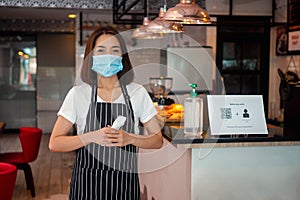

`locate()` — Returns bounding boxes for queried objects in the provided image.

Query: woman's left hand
[103,127,133,147]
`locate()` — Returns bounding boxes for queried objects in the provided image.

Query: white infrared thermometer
[111,116,127,130]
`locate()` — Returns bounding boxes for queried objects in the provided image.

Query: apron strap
[91,85,97,102]
[121,84,135,123]
[93,83,136,129]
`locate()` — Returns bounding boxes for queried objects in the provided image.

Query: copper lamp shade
[132,17,164,39]
[163,0,211,24]
[147,8,184,33]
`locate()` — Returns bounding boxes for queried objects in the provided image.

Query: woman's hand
[81,127,132,147]
[81,127,112,146]
[84,116,163,149]
[103,127,133,147]
[102,116,163,149]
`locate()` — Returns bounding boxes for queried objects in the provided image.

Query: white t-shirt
[58,82,157,134]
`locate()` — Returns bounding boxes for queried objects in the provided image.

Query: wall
[37,33,75,67]
[0,0,181,10]
[268,28,300,121]
[37,33,75,133]
[0,0,113,9]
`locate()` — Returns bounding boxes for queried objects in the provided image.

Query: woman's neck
[97,75,120,90]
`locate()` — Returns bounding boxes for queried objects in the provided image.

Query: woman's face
[93,34,122,57]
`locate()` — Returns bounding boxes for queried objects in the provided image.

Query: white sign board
[207,95,268,135]
[288,30,300,51]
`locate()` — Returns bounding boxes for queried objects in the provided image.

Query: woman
[49,26,163,200]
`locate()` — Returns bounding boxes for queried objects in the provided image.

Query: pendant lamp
[146,7,184,33]
[163,0,211,24]
[132,17,164,39]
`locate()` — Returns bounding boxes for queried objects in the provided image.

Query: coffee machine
[149,77,175,105]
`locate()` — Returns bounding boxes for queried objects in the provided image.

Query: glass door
[0,33,37,129]
[216,16,270,114]
[222,39,261,94]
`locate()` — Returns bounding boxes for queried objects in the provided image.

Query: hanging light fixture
[163,0,211,24]
[132,17,164,39]
[132,0,165,39]
[146,7,184,33]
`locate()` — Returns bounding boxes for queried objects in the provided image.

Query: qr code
[220,108,232,119]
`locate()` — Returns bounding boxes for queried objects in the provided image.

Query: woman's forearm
[49,134,85,152]
[49,116,95,152]
[129,131,163,149]
[130,116,163,149]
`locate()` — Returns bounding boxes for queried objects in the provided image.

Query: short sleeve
[131,85,157,123]
[57,87,77,124]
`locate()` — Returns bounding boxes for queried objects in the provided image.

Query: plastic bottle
[184,83,203,136]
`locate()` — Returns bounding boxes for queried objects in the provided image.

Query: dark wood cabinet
[284,85,300,138]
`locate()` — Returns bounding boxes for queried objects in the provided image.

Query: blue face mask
[91,54,123,77]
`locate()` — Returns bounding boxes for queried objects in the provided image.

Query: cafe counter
[139,125,300,200]
[163,125,300,147]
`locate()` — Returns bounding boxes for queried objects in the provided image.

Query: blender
[149,77,175,105]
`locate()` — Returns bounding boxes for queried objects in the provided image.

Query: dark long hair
[81,26,134,86]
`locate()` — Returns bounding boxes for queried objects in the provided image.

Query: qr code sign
[220,108,232,119]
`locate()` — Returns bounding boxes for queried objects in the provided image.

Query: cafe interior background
[0,0,300,200]
[0,0,299,133]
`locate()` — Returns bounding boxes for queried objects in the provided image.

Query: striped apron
[69,85,140,200]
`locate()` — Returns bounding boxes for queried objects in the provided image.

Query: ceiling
[0,7,112,20]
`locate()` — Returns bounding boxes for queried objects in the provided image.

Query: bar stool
[0,162,17,200]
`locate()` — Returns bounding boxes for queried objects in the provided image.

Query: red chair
[0,162,17,200]
[0,127,42,197]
